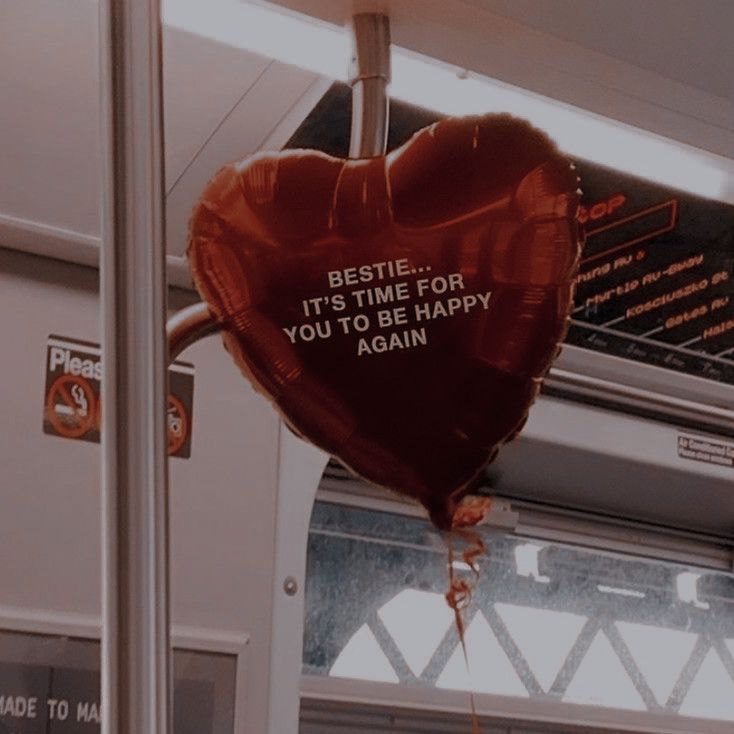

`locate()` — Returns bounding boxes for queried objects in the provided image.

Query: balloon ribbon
[446,496,492,734]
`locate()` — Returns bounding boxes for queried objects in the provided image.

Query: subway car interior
[2,1,734,732]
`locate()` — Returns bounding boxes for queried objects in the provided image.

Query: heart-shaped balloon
[188,114,581,528]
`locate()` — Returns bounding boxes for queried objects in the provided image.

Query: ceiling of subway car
[1,0,733,281]
[458,0,734,100]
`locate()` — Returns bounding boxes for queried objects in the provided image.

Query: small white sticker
[677,434,734,469]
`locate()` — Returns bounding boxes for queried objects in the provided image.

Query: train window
[303,500,734,728]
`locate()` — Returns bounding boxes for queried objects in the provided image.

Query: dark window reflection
[0,632,236,734]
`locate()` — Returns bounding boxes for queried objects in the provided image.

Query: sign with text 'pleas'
[43,335,194,458]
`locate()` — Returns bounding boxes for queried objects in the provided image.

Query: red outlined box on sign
[582,199,678,265]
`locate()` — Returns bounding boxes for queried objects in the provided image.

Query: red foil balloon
[188,114,582,529]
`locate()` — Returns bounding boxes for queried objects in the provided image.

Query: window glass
[0,631,236,733]
[304,501,734,722]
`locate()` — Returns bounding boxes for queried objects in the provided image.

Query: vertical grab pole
[98,0,171,732]
[348,13,391,159]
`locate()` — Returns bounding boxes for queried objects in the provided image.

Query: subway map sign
[567,162,734,384]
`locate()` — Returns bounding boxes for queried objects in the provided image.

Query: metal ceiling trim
[315,481,734,572]
[544,366,734,439]
[507,499,734,572]
[554,344,734,411]
[0,217,194,289]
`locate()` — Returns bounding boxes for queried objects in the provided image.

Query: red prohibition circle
[167,394,189,455]
[46,374,97,439]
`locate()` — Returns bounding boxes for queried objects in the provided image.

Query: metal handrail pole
[348,14,391,159]
[167,302,221,362]
[98,0,171,732]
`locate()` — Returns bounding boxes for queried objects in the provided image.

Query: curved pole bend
[167,302,221,362]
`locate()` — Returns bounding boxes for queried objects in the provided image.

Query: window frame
[301,674,734,734]
[0,607,249,734]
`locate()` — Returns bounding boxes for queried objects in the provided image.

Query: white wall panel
[0,0,100,237]
[164,61,320,258]
[0,249,282,733]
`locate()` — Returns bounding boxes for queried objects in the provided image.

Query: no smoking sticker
[167,394,189,455]
[46,374,97,439]
[43,335,194,458]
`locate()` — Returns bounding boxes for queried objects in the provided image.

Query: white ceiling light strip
[164,0,734,203]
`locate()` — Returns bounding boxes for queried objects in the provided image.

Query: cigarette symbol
[166,394,188,455]
[168,409,183,437]
[71,383,88,416]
